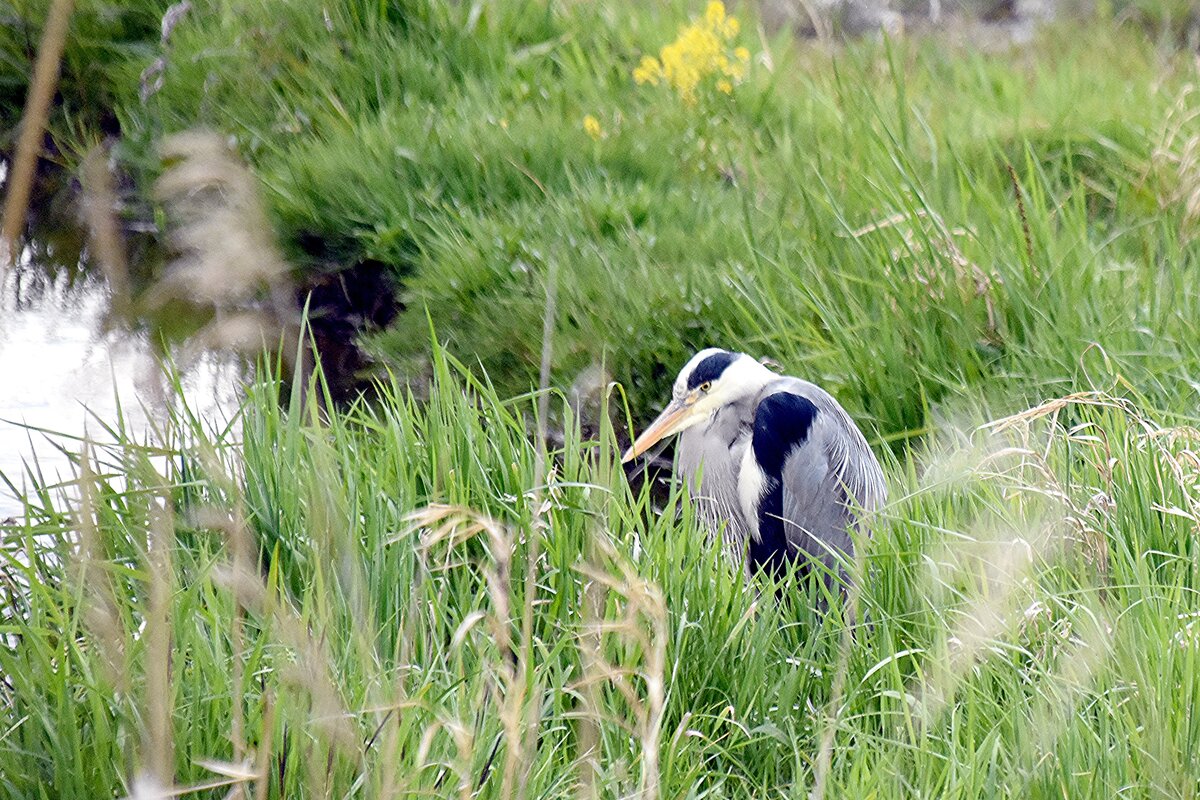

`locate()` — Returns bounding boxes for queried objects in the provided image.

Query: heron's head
[621,348,774,463]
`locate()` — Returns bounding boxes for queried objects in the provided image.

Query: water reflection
[0,263,242,518]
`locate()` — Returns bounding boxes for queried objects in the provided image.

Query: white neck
[695,355,776,416]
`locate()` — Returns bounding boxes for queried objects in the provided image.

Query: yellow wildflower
[633,55,662,86]
[633,1,751,104]
[705,1,739,38]
[705,1,725,27]
[660,24,722,103]
[583,114,603,140]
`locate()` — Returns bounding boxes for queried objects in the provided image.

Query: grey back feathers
[748,377,885,577]
[672,351,885,581]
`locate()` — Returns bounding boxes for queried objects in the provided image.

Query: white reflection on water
[0,266,242,518]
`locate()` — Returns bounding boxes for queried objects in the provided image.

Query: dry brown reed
[75,437,271,800]
[176,436,364,799]
[891,391,1186,760]
[0,0,74,270]
[148,130,301,377]
[1006,163,1038,276]
[152,132,288,307]
[512,253,562,800]
[913,514,1062,729]
[809,526,870,800]
[144,490,175,785]
[403,503,518,794]
[1019,604,1111,769]
[1149,83,1200,243]
[74,444,258,798]
[72,442,128,693]
[403,489,671,799]
[186,446,253,798]
[81,145,131,316]
[574,532,668,800]
[575,536,607,800]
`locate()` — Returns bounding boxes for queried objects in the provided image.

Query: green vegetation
[125,0,1200,433]
[3,0,1198,430]
[3,0,1200,797]
[3,352,1200,797]
[0,0,160,154]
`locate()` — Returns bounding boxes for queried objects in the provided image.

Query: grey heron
[622,348,886,582]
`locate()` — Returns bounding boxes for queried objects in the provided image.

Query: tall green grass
[0,0,161,155]
[2,350,1199,797]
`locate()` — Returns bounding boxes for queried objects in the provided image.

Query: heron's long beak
[621,397,698,463]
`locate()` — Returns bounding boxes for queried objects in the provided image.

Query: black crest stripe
[686,351,736,390]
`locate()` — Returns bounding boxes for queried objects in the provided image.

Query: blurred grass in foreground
[1,349,1199,797]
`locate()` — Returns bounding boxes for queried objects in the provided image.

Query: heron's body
[625,349,885,581]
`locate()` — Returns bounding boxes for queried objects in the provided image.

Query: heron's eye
[699,381,713,393]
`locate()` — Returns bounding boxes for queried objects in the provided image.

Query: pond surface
[0,262,241,519]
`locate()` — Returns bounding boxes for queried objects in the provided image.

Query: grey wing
[778,421,879,567]
[804,385,887,523]
[750,381,886,575]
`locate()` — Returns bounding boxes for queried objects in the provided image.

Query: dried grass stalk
[144,493,176,784]
[0,0,74,268]
[81,145,131,316]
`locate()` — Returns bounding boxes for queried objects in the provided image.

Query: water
[0,263,242,519]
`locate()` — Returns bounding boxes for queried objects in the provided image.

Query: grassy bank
[141,1,1200,433]
[4,0,1200,429]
